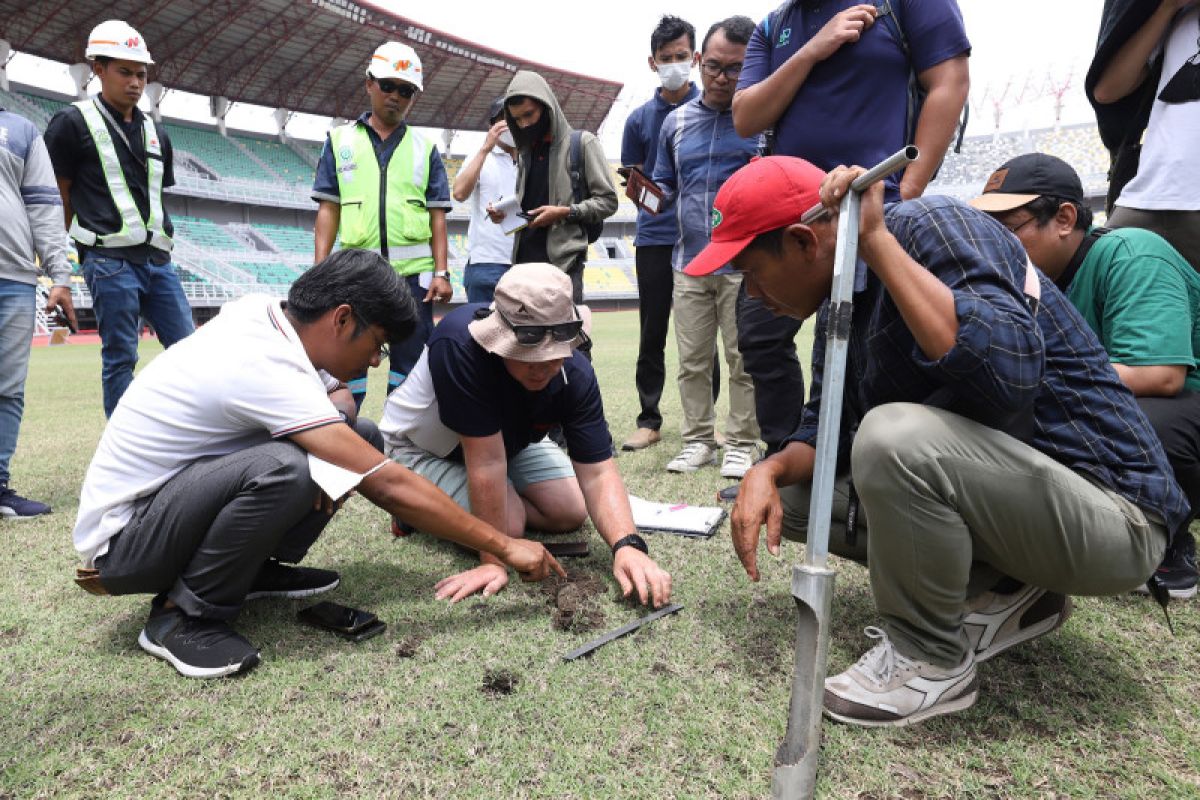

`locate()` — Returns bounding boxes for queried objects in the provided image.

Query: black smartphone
[53,306,78,334]
[343,619,387,642]
[298,601,377,634]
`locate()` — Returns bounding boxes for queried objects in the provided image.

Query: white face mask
[656,61,692,92]
[498,129,515,148]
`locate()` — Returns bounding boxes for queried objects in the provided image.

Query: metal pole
[771,147,919,800]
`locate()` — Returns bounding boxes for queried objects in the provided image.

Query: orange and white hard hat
[366,42,423,91]
[85,20,154,64]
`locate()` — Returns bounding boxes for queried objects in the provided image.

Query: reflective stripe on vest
[329,122,434,275]
[69,99,172,252]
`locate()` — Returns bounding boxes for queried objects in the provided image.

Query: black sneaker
[138,608,260,678]
[717,484,740,503]
[246,559,340,600]
[0,484,51,519]
[1134,531,1198,600]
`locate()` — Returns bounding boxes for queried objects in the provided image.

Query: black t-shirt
[43,96,175,265]
[428,304,611,464]
[515,139,551,264]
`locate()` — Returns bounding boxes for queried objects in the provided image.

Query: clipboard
[620,165,664,216]
[629,495,726,539]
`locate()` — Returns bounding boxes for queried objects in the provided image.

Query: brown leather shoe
[621,427,661,451]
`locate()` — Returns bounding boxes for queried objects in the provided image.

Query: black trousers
[736,282,805,454]
[95,419,385,620]
[1138,392,1200,542]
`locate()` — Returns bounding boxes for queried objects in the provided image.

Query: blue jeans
[82,253,195,417]
[349,272,434,407]
[463,262,510,303]
[0,279,35,486]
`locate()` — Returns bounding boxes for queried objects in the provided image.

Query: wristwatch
[433,269,451,280]
[565,206,582,224]
[611,533,648,555]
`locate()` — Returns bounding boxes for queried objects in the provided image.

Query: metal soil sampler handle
[771,147,919,800]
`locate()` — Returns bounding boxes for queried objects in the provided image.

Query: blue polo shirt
[311,113,451,208]
[621,83,700,246]
[428,305,612,464]
[738,0,969,201]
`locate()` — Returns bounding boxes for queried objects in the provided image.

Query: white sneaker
[720,444,760,479]
[824,626,978,728]
[666,442,718,473]
[963,583,1072,662]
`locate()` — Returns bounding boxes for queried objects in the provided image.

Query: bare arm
[730,442,816,581]
[289,423,563,580]
[732,4,878,138]
[898,55,970,200]
[1093,0,1190,104]
[1114,363,1188,396]
[573,458,672,607]
[314,201,340,263]
[56,177,73,229]
[451,121,506,202]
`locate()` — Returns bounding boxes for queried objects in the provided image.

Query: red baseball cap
[684,156,827,277]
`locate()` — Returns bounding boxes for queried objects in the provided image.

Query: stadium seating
[165,123,279,184]
[171,215,246,251]
[255,223,315,257]
[237,136,313,186]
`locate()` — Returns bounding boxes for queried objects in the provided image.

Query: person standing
[503,71,617,305]
[0,107,75,518]
[722,1,970,497]
[451,97,517,303]
[652,17,761,478]
[43,20,195,418]
[618,15,701,453]
[313,41,452,404]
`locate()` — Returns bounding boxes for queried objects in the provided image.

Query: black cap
[486,96,506,125]
[969,153,1085,213]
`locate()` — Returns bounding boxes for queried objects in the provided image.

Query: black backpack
[567,129,604,244]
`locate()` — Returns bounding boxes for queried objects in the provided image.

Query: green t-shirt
[1066,227,1200,392]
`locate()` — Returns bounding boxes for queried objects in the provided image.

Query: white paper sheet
[493,194,528,235]
[629,495,726,539]
[307,454,367,500]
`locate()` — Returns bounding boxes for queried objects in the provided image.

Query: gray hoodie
[0,109,70,286]
[503,71,617,270]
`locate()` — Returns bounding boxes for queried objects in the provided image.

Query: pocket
[338,196,371,246]
[84,255,129,282]
[398,198,432,242]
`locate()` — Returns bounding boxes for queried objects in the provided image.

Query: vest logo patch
[338,146,353,160]
[337,162,357,174]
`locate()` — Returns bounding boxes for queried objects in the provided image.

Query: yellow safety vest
[329,122,435,275]
[69,99,172,252]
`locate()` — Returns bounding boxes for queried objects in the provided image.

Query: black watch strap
[611,533,648,555]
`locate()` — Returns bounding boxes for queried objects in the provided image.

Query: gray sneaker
[666,441,718,473]
[824,626,978,727]
[963,583,1072,662]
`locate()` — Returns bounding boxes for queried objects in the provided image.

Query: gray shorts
[390,439,574,512]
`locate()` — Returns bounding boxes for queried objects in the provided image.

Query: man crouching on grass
[380,262,672,607]
[683,156,1184,726]
[71,249,562,679]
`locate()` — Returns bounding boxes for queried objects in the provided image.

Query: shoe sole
[823,687,979,728]
[720,466,751,479]
[1132,584,1198,600]
[666,462,714,473]
[137,629,260,679]
[0,510,50,521]
[245,576,340,601]
[969,592,1073,663]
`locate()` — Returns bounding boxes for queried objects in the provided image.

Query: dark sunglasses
[375,79,416,98]
[498,307,584,346]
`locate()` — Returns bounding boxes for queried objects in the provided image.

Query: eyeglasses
[351,309,390,360]
[374,79,417,98]
[498,307,584,346]
[700,61,743,80]
[1002,216,1037,235]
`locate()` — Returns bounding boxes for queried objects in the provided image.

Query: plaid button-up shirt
[791,196,1189,533]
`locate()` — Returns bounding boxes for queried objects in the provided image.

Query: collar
[97,94,142,126]
[1054,228,1105,292]
[357,111,406,142]
[654,82,699,110]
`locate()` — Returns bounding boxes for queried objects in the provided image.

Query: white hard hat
[366,42,422,91]
[85,20,154,65]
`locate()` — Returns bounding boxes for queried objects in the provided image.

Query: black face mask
[1158,16,1200,104]
[523,111,551,145]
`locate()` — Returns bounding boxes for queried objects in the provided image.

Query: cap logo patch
[395,60,411,71]
[711,208,723,230]
[983,168,1008,194]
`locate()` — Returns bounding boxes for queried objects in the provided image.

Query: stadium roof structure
[0,0,623,133]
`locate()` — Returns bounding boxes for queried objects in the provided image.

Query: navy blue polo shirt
[738,0,969,200]
[621,83,699,246]
[428,304,612,464]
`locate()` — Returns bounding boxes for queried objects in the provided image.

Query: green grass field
[2,311,1198,799]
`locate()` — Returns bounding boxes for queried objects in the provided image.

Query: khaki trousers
[780,403,1167,666]
[672,271,758,447]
